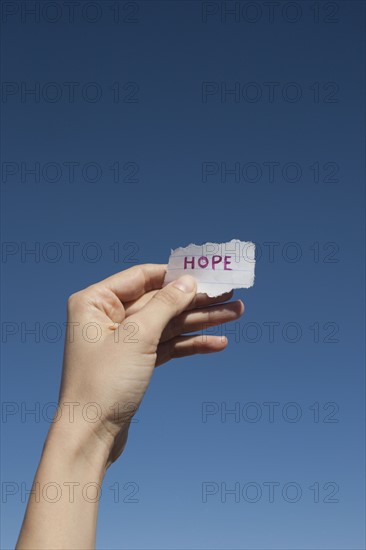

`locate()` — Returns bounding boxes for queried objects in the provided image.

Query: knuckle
[170,315,181,335]
[67,287,95,314]
[153,287,179,310]
[67,291,83,310]
[164,315,180,341]
[191,337,201,354]
[186,337,201,355]
[204,309,213,324]
[168,337,177,358]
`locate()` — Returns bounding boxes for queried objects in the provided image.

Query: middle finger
[160,300,244,343]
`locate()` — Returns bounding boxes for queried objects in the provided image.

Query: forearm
[15,267,240,549]
[16,421,110,550]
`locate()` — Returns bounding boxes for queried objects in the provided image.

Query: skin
[16,264,244,550]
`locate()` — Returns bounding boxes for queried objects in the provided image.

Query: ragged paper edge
[169,239,254,254]
[164,239,256,297]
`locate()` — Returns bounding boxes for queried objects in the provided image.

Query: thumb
[134,275,197,340]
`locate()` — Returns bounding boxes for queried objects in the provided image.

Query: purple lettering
[224,256,232,270]
[184,257,195,269]
[212,255,222,269]
[198,256,209,268]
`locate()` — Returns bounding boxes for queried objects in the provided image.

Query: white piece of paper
[164,239,255,297]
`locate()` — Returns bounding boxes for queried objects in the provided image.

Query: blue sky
[1,1,365,548]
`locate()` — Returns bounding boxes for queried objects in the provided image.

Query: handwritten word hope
[183,255,232,270]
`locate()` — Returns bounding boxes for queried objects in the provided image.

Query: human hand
[53,264,244,470]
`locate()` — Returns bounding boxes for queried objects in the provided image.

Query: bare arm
[16,264,244,549]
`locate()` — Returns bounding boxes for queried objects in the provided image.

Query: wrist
[46,409,114,480]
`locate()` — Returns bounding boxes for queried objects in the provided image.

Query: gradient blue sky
[1,1,365,548]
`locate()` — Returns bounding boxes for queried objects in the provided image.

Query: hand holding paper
[164,239,256,297]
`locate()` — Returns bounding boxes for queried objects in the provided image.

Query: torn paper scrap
[164,239,255,297]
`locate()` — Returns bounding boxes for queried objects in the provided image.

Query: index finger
[98,263,167,303]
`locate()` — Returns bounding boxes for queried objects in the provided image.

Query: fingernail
[172,275,196,293]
